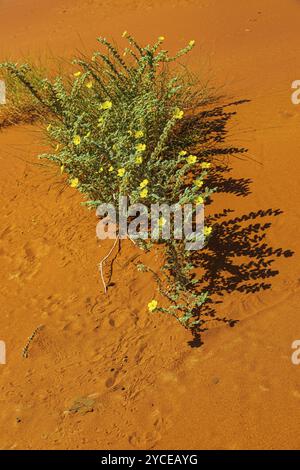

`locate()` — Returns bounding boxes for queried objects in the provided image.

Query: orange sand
[0,0,300,450]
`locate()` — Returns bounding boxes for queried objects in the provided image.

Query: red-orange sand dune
[0,0,300,450]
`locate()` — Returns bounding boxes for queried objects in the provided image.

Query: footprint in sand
[128,408,163,449]
[231,281,298,321]
[105,367,122,389]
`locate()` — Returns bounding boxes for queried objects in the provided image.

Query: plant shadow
[184,100,294,347]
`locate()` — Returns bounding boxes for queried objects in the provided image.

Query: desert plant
[0,63,46,129]
[0,33,216,329]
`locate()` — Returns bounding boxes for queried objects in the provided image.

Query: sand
[0,0,300,450]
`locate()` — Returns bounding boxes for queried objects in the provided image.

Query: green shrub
[0,33,217,329]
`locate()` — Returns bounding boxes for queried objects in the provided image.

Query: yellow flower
[189,40,195,47]
[117,168,126,177]
[158,216,166,227]
[194,179,204,188]
[73,135,81,146]
[204,226,212,237]
[109,165,114,172]
[148,299,158,312]
[140,188,148,198]
[99,166,104,172]
[135,155,143,164]
[60,165,64,174]
[195,196,204,205]
[100,100,112,110]
[134,130,144,139]
[136,143,146,152]
[139,179,149,188]
[85,81,93,89]
[158,36,165,42]
[46,124,51,132]
[187,154,197,164]
[173,108,184,119]
[122,30,128,38]
[74,71,81,77]
[201,162,211,169]
[70,178,79,188]
[179,150,187,156]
